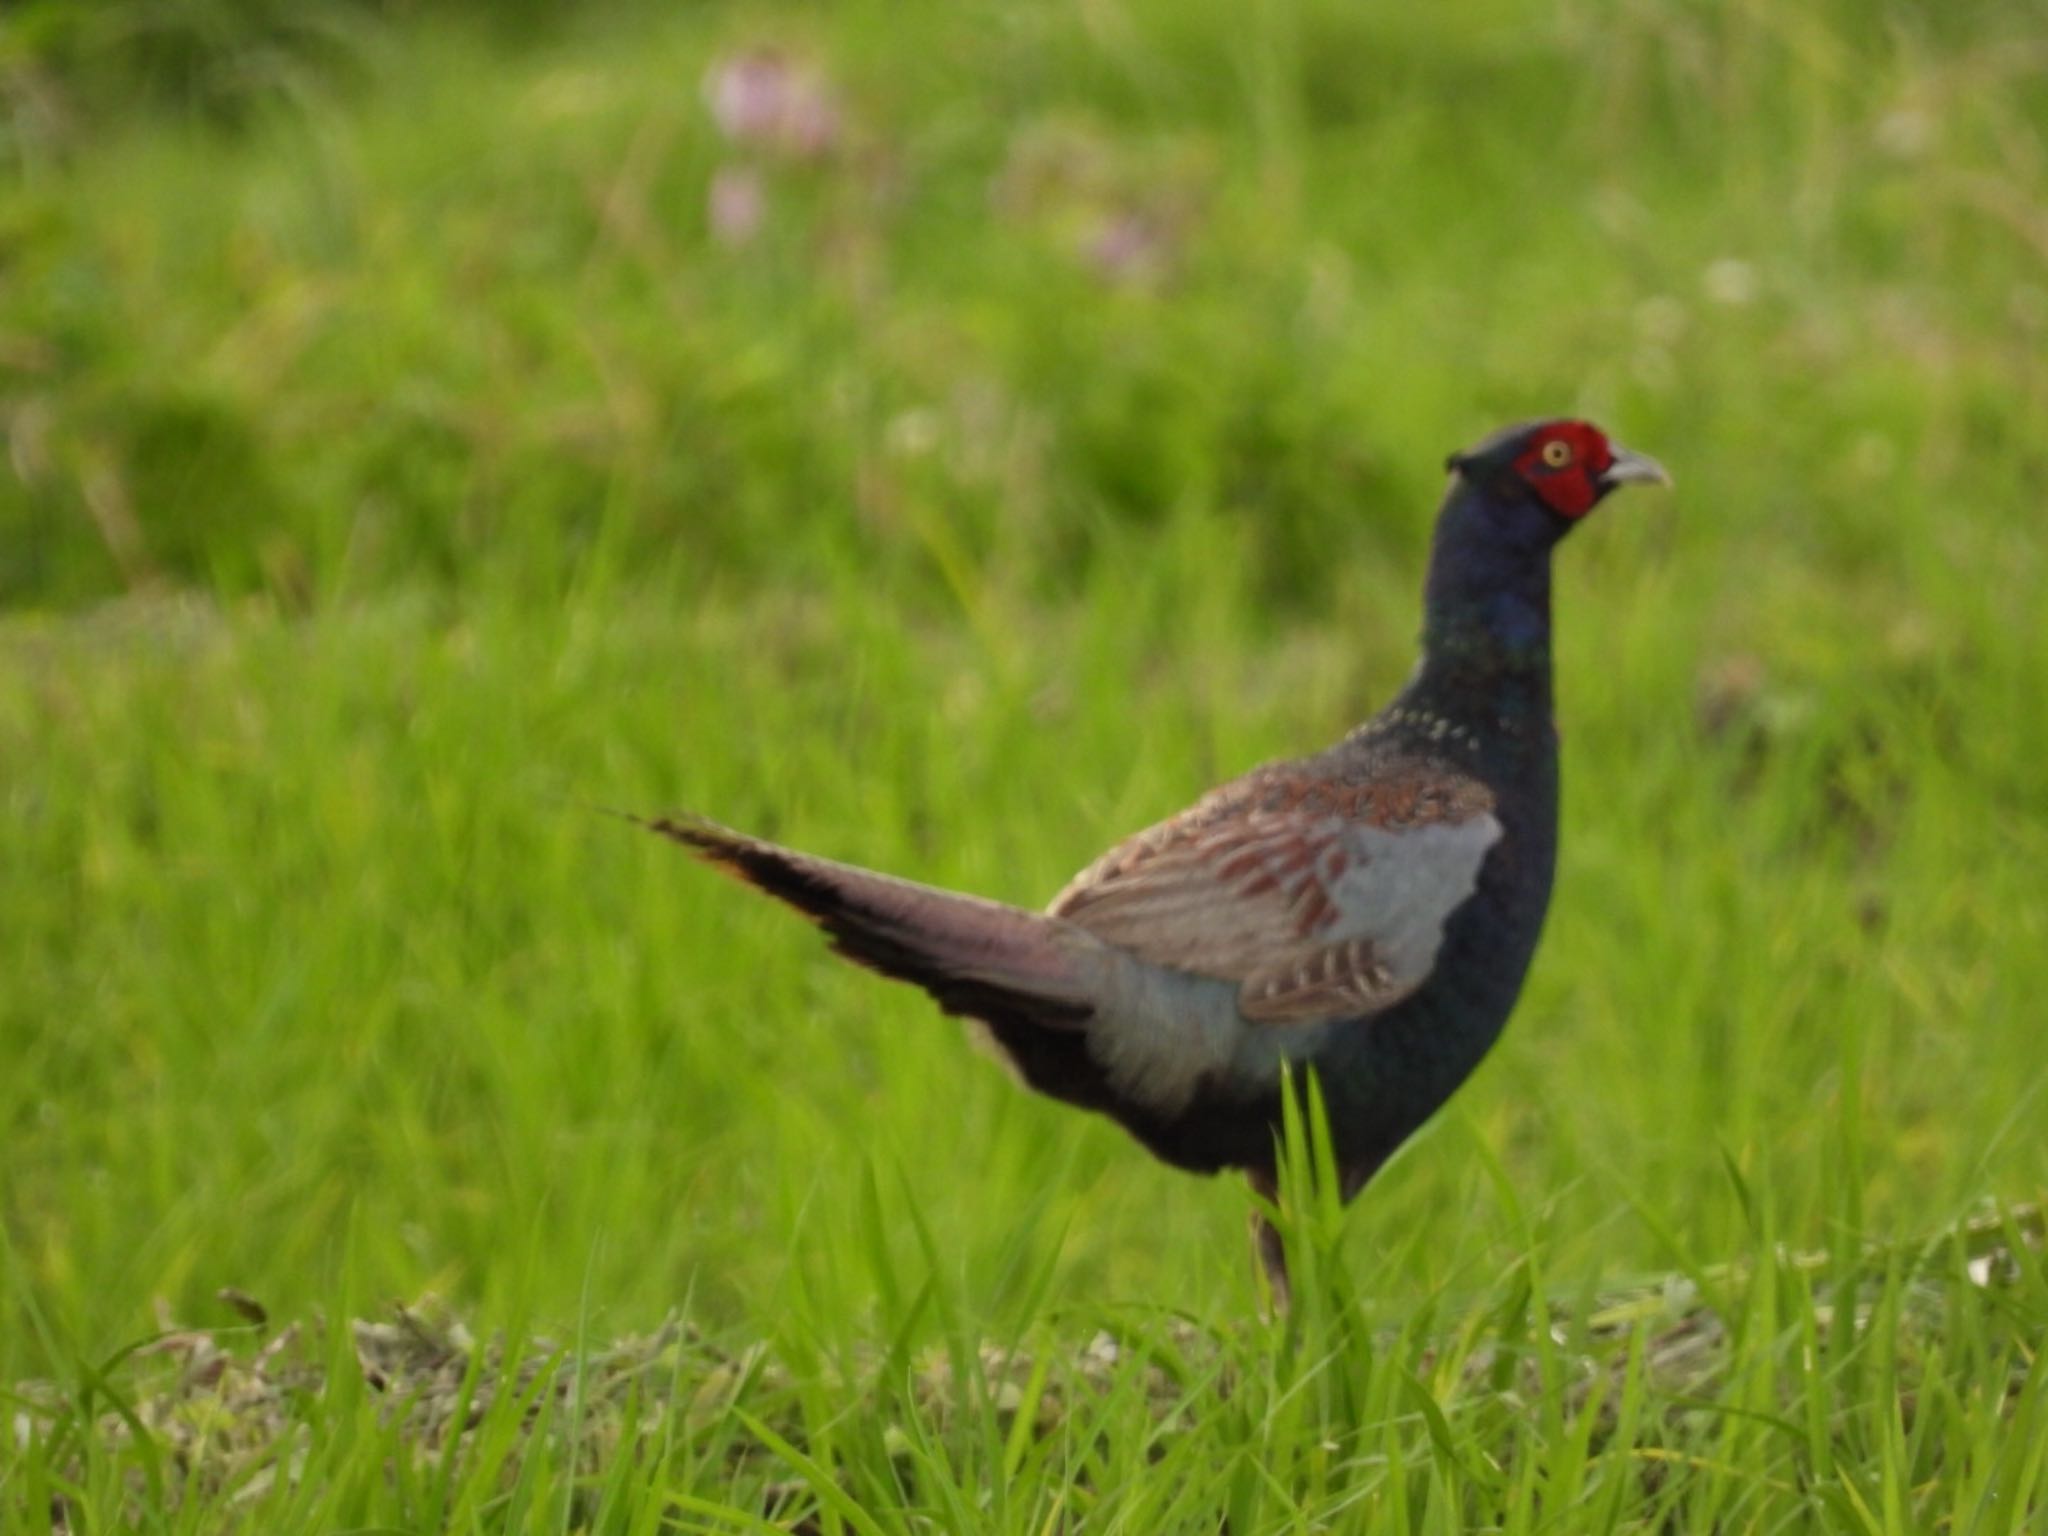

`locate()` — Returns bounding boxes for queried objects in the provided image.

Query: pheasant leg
[1247,1167,1291,1316]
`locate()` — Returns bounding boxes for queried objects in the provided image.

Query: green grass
[4,0,2047,1528]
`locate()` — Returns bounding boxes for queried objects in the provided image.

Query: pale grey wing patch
[1047,788,1505,1104]
[1322,814,1501,974]
[1238,811,1502,1027]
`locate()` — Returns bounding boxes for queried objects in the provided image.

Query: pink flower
[704,50,841,160]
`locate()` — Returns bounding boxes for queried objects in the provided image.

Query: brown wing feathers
[1239,936,1414,1024]
[1048,762,1498,1027]
[647,751,1494,1042]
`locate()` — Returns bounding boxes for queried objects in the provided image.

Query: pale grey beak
[1599,445,1673,490]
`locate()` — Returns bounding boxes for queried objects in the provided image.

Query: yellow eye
[1541,440,1573,468]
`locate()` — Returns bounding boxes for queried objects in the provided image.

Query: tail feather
[641,813,1098,1030]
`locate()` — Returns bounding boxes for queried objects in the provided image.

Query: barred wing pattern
[1049,764,1501,1029]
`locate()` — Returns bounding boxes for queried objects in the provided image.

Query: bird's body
[1032,714,1556,1190]
[648,419,1667,1301]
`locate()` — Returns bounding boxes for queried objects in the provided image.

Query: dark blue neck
[1400,479,1561,743]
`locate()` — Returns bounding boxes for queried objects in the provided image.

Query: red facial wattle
[1511,421,1616,519]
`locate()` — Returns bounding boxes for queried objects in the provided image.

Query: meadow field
[3,0,2047,1528]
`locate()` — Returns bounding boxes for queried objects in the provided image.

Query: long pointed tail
[640,813,1100,1030]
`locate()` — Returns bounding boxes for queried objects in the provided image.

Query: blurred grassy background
[8,0,2043,612]
[3,0,2047,1520]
